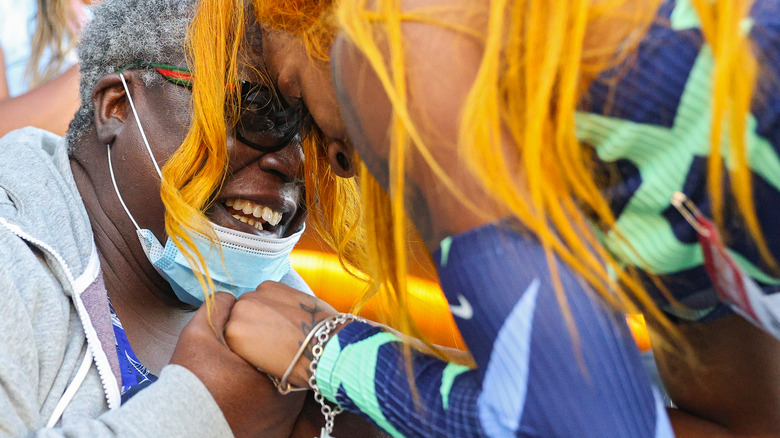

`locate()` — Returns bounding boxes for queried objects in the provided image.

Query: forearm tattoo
[299,297,321,360]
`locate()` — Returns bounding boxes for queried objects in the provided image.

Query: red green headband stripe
[117,62,194,88]
[152,66,193,88]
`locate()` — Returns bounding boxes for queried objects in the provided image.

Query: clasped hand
[225,281,341,389]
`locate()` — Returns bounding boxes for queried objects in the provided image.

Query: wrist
[306,314,367,437]
[275,314,366,393]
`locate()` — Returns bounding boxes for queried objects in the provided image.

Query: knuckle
[231,298,254,317]
[223,319,242,346]
[238,298,271,321]
[213,291,237,306]
[180,321,205,341]
[257,280,278,290]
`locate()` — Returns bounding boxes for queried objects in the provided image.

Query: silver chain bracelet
[308,313,366,438]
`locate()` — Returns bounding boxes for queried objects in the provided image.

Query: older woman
[0,0,335,435]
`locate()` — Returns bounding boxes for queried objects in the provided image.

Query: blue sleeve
[318,322,484,437]
[316,220,673,437]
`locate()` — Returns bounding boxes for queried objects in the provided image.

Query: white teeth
[252,205,264,218]
[226,198,284,227]
[261,207,274,222]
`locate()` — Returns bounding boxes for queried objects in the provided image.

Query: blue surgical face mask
[135,224,303,306]
[107,72,305,306]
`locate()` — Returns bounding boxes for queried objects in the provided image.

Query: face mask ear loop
[107,143,142,232]
[119,72,163,179]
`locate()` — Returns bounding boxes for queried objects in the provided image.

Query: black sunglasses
[117,62,303,152]
[233,80,303,152]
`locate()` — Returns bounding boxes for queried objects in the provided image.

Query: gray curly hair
[66,0,196,148]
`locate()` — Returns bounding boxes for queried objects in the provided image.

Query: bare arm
[0,47,80,137]
[651,314,780,436]
[666,409,733,438]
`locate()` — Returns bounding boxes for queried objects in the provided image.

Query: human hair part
[181,0,765,362]
[26,0,79,88]
[158,0,245,314]
[163,0,368,314]
[65,0,198,150]
[333,0,764,358]
[250,0,338,61]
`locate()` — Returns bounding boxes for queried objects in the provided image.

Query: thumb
[201,292,237,341]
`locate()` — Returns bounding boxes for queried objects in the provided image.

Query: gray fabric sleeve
[0,228,73,436]
[28,366,233,437]
[0,230,232,437]
[55,365,233,438]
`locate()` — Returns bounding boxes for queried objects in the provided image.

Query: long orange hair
[165,0,762,353]
[331,0,764,351]
[159,0,365,316]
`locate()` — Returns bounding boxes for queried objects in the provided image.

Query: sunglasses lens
[235,82,300,151]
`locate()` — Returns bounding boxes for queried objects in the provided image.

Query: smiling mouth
[224,198,284,232]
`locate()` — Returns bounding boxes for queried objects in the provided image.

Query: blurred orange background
[292,229,651,352]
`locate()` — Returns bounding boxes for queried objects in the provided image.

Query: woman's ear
[92,72,132,145]
[327,138,357,178]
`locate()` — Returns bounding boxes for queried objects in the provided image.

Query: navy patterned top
[108,301,158,404]
[577,0,780,323]
[316,221,672,436]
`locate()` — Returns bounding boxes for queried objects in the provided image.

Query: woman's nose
[228,133,304,183]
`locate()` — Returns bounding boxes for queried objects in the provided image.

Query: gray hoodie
[0,127,234,437]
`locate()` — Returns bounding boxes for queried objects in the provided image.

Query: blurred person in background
[0,0,91,136]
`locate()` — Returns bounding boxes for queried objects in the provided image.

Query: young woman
[168,0,780,436]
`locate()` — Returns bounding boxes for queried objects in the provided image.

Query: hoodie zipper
[0,217,121,411]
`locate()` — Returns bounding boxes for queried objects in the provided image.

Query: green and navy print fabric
[316,220,672,437]
[576,0,780,322]
[108,301,158,403]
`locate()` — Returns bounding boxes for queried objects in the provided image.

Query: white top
[0,0,87,97]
